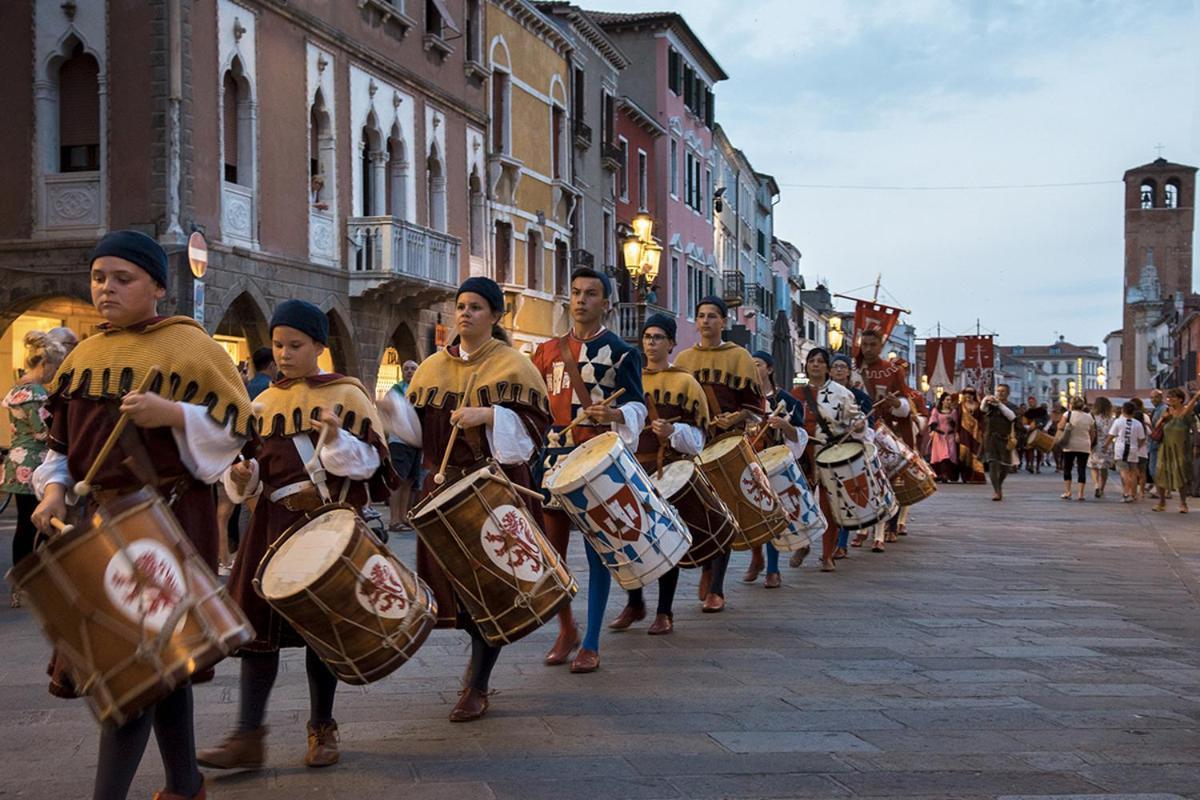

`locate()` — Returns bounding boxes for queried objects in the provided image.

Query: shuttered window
[58,44,99,172]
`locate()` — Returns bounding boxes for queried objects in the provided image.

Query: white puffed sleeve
[784,426,809,460]
[222,459,262,504]
[172,404,246,484]
[32,450,73,499]
[667,421,705,456]
[486,406,537,464]
[614,401,648,446]
[378,391,422,448]
[894,397,911,418]
[320,428,381,480]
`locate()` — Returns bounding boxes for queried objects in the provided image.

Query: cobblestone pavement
[2,471,1199,799]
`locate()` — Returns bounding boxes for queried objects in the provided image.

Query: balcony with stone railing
[348,216,460,300]
[616,301,672,345]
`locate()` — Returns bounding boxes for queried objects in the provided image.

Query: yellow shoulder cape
[643,366,710,428]
[51,316,255,436]
[256,375,384,440]
[407,338,549,413]
[674,342,762,395]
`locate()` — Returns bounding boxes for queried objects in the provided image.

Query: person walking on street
[981,384,1018,501]
[1148,389,1165,486]
[1057,396,1096,502]
[1107,401,1148,503]
[387,359,422,532]
[1088,396,1116,498]
[928,393,960,483]
[1152,387,1199,513]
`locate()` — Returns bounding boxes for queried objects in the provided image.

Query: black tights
[12,492,37,566]
[625,566,680,617]
[463,617,501,691]
[92,684,201,800]
[237,648,337,733]
[989,459,1009,494]
[701,549,731,598]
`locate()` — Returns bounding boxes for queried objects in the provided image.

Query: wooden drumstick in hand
[306,413,337,476]
[75,366,162,498]
[434,373,478,485]
[750,399,788,449]
[49,517,74,536]
[549,388,625,446]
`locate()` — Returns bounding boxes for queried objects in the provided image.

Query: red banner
[852,300,903,356]
[924,337,956,387]
[960,335,994,370]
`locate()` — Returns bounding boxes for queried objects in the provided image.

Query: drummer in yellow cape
[673,296,766,613]
[199,299,397,772]
[385,276,552,719]
[30,231,255,800]
[607,313,709,635]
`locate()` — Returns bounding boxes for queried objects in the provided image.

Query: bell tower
[1120,156,1196,390]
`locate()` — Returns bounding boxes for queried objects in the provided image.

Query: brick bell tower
[1121,156,1196,390]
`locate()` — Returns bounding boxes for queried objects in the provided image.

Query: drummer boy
[31,230,254,800]
[198,299,395,773]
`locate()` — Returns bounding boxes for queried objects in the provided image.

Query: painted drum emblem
[104,540,186,633]
[586,480,645,542]
[356,554,409,619]
[739,462,776,511]
[481,504,544,583]
[844,471,872,507]
[778,484,804,522]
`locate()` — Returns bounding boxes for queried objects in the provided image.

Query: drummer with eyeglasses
[199,299,396,772]
[608,313,708,636]
[30,230,254,800]
[382,276,553,719]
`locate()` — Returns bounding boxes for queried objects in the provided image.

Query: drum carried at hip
[409,464,576,646]
[649,459,738,567]
[758,445,826,551]
[1027,429,1054,454]
[254,504,436,685]
[544,431,690,590]
[696,434,790,550]
[815,440,899,530]
[871,421,937,507]
[8,488,254,726]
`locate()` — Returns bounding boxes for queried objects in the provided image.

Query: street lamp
[622,213,662,296]
[828,316,844,352]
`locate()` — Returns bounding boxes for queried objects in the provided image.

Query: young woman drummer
[31,230,255,800]
[199,299,395,771]
[386,277,551,720]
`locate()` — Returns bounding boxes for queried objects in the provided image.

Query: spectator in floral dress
[2,330,67,605]
[1087,396,1116,499]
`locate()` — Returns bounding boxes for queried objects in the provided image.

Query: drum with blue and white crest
[543,432,691,590]
[758,445,827,552]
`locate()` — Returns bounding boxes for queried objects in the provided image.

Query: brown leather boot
[152,778,206,800]
[197,727,267,770]
[449,687,490,722]
[570,648,600,673]
[702,593,726,613]
[646,613,673,635]
[741,547,764,583]
[608,604,646,630]
[697,567,712,600]
[305,720,339,768]
[544,624,580,666]
[788,545,810,568]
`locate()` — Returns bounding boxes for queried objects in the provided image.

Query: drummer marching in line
[673,296,766,613]
[30,230,255,800]
[387,276,555,719]
[608,313,709,635]
[531,268,646,674]
[199,299,396,772]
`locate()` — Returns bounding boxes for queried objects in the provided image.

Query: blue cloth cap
[642,313,677,341]
[751,350,774,368]
[89,230,169,287]
[270,299,329,344]
[457,276,505,312]
[696,295,728,318]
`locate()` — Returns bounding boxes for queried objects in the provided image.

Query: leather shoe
[697,568,711,600]
[702,593,725,613]
[608,605,646,630]
[570,648,600,673]
[764,573,781,589]
[153,779,206,800]
[884,530,898,543]
[197,727,267,770]
[788,545,810,568]
[647,613,673,635]
[741,549,764,583]
[544,625,580,666]
[850,533,867,548]
[820,558,836,572]
[871,542,885,553]
[304,720,339,768]
[449,687,490,722]
[833,547,847,560]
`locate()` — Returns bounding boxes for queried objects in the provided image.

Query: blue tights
[765,544,780,575]
[837,528,849,549]
[582,540,612,652]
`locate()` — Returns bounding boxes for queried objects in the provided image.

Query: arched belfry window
[387,125,408,221]
[309,88,334,210]
[1165,179,1180,209]
[222,57,253,187]
[1139,179,1157,209]
[427,144,447,232]
[58,42,99,172]
[360,114,385,216]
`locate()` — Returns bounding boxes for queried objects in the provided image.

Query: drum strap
[802,386,836,444]
[291,434,352,504]
[643,391,666,478]
[559,334,596,418]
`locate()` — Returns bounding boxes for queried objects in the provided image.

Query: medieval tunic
[636,366,709,470]
[758,386,808,460]
[858,357,919,447]
[34,317,254,568]
[396,338,551,629]
[674,342,765,435]
[224,374,394,652]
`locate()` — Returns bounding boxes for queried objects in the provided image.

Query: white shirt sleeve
[996,403,1016,421]
[894,397,911,418]
[667,421,705,456]
[222,459,263,504]
[172,403,246,485]
[378,391,422,448]
[785,426,809,460]
[32,449,73,500]
[614,401,648,446]
[320,427,382,481]
[486,405,537,464]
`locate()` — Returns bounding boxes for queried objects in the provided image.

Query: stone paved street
[2,471,1199,799]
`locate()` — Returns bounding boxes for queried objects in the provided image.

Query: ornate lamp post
[621,212,662,303]
[827,315,845,353]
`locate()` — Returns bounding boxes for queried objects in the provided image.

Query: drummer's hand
[32,485,67,535]
[316,408,342,431]
[229,460,255,493]
[651,418,675,443]
[851,419,867,434]
[121,392,184,429]
[451,406,494,429]
[586,403,623,424]
[886,394,901,409]
[766,415,794,435]
[713,412,737,431]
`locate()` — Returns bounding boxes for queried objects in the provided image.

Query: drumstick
[549,388,625,446]
[306,414,337,476]
[48,517,74,535]
[484,471,545,502]
[434,372,478,485]
[750,399,788,449]
[74,366,162,497]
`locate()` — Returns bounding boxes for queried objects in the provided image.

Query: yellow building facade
[486,1,577,353]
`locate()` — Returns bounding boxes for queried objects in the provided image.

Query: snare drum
[815,441,899,530]
[650,459,739,568]
[873,422,938,507]
[544,432,691,590]
[255,505,436,685]
[8,488,253,725]
[696,435,790,550]
[1027,429,1054,453]
[758,446,826,551]
[410,466,576,646]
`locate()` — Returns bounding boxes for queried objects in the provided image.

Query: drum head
[757,445,794,474]
[816,441,862,466]
[545,431,620,488]
[412,466,493,518]
[652,460,694,498]
[698,434,742,464]
[261,508,357,599]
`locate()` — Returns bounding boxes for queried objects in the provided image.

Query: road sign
[188,231,208,279]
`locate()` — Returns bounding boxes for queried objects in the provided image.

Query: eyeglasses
[642,334,670,343]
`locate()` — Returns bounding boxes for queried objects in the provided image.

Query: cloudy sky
[582,0,1200,349]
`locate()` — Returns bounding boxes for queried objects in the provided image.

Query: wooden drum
[410,466,576,646]
[696,434,789,550]
[254,505,436,685]
[651,459,739,568]
[8,488,253,725]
